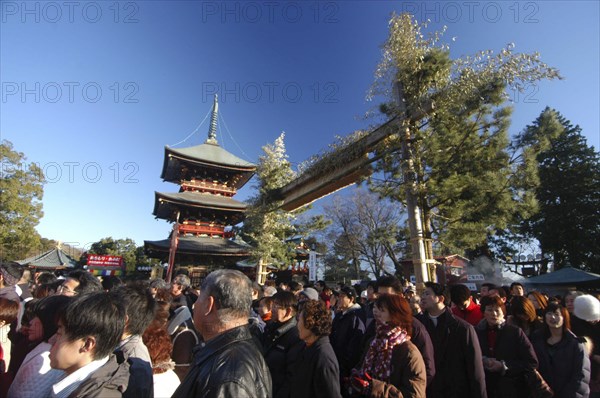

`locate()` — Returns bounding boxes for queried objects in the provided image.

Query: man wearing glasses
[57,270,103,297]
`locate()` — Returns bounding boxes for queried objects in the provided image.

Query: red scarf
[361,322,409,382]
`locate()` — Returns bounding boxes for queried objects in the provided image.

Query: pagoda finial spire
[206,94,219,144]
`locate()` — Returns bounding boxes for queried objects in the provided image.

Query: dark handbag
[526,369,554,398]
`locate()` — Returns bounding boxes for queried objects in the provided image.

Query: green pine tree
[522,108,600,271]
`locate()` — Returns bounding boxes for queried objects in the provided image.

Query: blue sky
[1,1,598,253]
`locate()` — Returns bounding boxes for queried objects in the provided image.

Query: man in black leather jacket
[172,269,272,398]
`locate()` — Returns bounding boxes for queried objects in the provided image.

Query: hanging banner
[308,250,317,282]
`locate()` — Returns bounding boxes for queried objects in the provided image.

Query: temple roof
[160,96,255,187]
[17,248,78,269]
[153,191,247,221]
[144,235,251,256]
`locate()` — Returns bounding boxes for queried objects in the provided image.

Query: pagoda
[144,95,256,282]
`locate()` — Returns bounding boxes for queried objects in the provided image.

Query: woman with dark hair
[531,301,590,398]
[508,296,544,338]
[8,295,71,398]
[527,291,548,318]
[263,291,303,398]
[351,293,426,398]
[291,300,342,398]
[476,295,538,398]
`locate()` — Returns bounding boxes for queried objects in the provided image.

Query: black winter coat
[475,321,538,398]
[263,318,304,398]
[290,336,342,398]
[531,329,590,398]
[69,352,130,398]
[417,309,487,398]
[171,325,272,398]
[331,305,366,377]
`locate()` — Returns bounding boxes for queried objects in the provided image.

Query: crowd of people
[1,259,599,398]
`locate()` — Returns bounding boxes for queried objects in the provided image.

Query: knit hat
[300,287,319,301]
[263,286,277,297]
[574,295,600,322]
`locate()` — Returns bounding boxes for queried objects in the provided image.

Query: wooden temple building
[144,96,256,283]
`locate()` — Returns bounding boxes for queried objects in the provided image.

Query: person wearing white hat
[571,294,600,397]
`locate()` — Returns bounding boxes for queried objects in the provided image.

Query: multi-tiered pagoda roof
[144,95,256,271]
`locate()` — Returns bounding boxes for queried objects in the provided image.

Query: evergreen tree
[243,133,298,271]
[0,140,45,260]
[367,13,562,257]
[521,108,600,271]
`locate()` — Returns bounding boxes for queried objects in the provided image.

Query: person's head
[113,283,156,337]
[263,286,277,297]
[271,290,297,323]
[50,291,126,375]
[101,276,123,292]
[510,282,525,297]
[28,295,72,342]
[376,275,404,296]
[510,296,537,324]
[0,297,19,327]
[171,274,191,297]
[299,287,319,303]
[565,291,584,314]
[573,295,600,323]
[257,296,273,318]
[527,291,548,311]
[193,269,252,340]
[289,281,303,295]
[337,286,357,311]
[421,282,448,313]
[480,283,495,297]
[59,270,103,296]
[488,285,507,303]
[450,284,473,310]
[315,280,327,293]
[366,282,377,301]
[409,295,422,315]
[36,271,57,286]
[0,261,24,288]
[149,279,169,298]
[373,293,413,335]
[297,300,331,343]
[251,281,263,301]
[480,295,507,327]
[543,301,571,336]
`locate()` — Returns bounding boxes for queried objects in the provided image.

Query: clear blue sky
[1,1,598,252]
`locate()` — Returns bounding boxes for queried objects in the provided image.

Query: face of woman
[565,295,576,313]
[373,304,391,324]
[297,312,314,342]
[545,310,564,330]
[528,294,540,310]
[484,304,505,327]
[27,316,44,342]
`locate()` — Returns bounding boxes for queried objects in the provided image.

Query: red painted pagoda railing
[181,179,236,197]
[178,221,234,238]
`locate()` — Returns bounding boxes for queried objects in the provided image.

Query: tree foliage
[85,237,139,273]
[517,108,600,271]
[367,13,562,256]
[243,133,298,270]
[0,140,45,261]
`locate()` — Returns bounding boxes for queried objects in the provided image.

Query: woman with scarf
[350,293,426,398]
